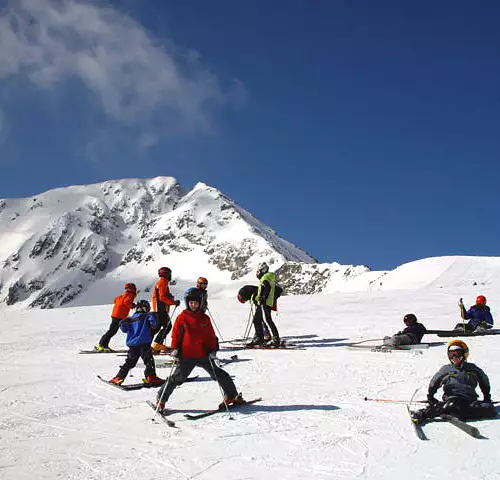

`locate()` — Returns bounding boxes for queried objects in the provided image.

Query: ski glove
[209,351,217,360]
[174,300,181,307]
[170,349,179,358]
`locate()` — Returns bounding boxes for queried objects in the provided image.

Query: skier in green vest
[246,262,281,347]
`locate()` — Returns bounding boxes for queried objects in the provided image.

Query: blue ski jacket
[464,305,494,329]
[120,312,158,346]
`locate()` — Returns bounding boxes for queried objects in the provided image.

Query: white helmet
[256,262,269,279]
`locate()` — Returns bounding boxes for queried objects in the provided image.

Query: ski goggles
[448,350,464,359]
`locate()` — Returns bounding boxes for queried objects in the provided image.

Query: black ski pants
[156,357,237,404]
[253,305,279,340]
[154,310,172,345]
[99,317,121,348]
[416,397,496,421]
[117,343,156,380]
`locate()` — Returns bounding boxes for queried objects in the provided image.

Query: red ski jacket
[171,309,217,358]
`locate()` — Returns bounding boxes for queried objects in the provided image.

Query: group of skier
[94,261,282,409]
[94,264,497,428]
[380,295,496,425]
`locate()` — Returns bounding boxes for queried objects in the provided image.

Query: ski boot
[143,375,165,386]
[219,393,246,409]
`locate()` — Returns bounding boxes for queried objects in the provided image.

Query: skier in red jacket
[155,289,245,410]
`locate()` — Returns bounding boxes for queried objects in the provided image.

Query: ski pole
[364,397,427,404]
[349,338,384,346]
[242,304,254,343]
[208,355,234,420]
[151,358,177,421]
[206,307,224,342]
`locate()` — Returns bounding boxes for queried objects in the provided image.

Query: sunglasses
[448,350,464,359]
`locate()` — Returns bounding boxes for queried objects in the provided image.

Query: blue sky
[1,0,499,270]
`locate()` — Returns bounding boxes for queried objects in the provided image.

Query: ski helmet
[124,283,137,293]
[476,295,487,305]
[237,294,246,304]
[256,262,269,279]
[158,267,172,280]
[197,276,208,288]
[136,300,151,313]
[185,288,202,306]
[403,313,417,325]
[447,339,469,363]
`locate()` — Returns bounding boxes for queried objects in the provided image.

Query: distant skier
[95,283,137,352]
[155,289,245,410]
[456,296,494,331]
[246,262,281,347]
[109,300,164,386]
[151,267,180,353]
[383,314,426,347]
[411,340,496,423]
[184,277,209,313]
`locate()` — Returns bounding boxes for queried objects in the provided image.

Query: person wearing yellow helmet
[411,339,496,423]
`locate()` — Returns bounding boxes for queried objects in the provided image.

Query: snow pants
[99,317,121,348]
[117,343,156,380]
[415,397,496,422]
[154,310,172,345]
[383,334,415,347]
[253,305,279,341]
[156,356,238,404]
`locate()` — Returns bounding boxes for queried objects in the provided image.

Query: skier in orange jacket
[95,283,137,352]
[151,267,180,353]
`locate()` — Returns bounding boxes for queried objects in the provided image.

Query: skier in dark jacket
[245,263,281,348]
[383,314,426,347]
[411,339,496,423]
[455,295,494,331]
[109,300,164,386]
[155,289,245,411]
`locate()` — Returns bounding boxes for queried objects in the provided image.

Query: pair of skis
[407,406,482,439]
[146,398,262,428]
[97,374,199,391]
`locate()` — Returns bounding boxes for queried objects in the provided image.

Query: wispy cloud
[0,0,246,144]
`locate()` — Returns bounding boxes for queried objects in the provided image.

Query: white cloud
[0,0,246,141]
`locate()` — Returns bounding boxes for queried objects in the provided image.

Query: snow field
[1,287,499,479]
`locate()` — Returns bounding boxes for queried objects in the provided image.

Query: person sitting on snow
[411,340,496,423]
[383,313,426,347]
[456,296,494,331]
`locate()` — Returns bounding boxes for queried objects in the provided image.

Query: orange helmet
[197,276,208,288]
[447,339,469,359]
[476,295,487,305]
[124,283,137,293]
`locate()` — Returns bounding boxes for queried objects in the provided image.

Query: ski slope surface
[1,285,499,480]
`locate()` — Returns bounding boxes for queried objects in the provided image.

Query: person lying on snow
[456,295,494,332]
[155,288,245,411]
[383,313,426,347]
[411,340,496,423]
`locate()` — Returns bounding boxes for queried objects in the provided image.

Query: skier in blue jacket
[109,300,164,386]
[455,295,494,331]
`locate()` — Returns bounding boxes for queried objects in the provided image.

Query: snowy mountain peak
[0,178,316,309]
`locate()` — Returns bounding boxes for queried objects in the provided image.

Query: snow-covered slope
[0,177,316,309]
[0,285,499,479]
